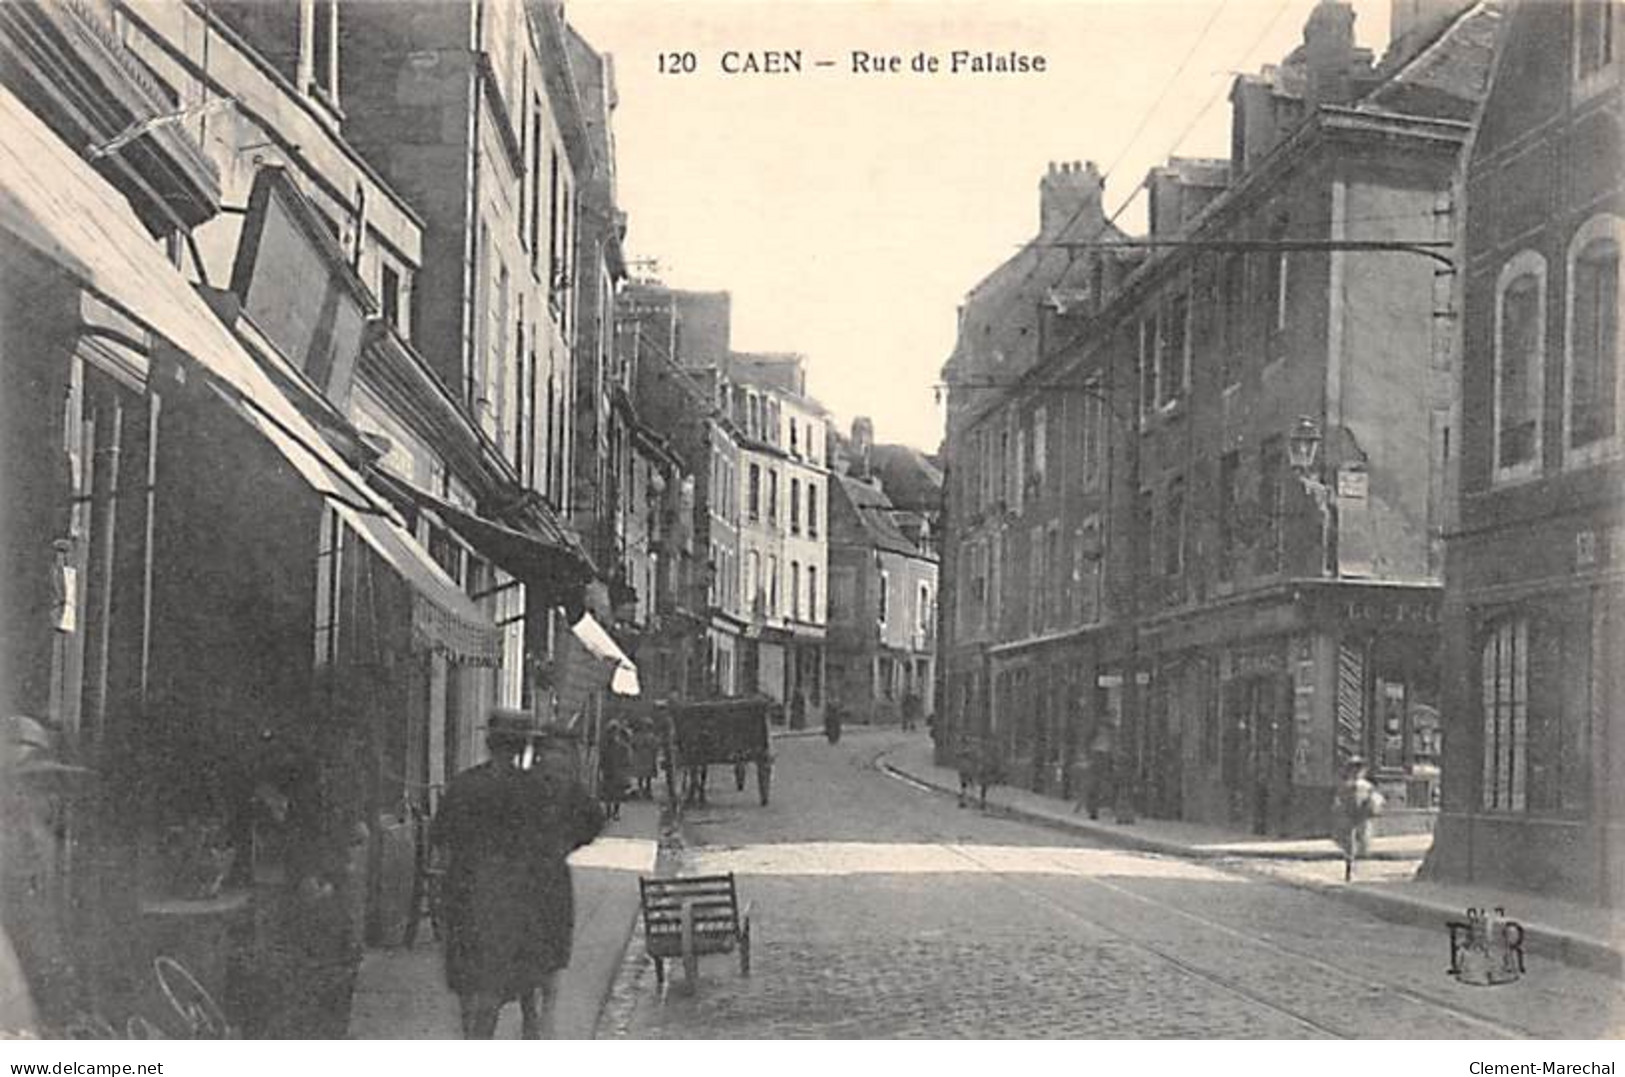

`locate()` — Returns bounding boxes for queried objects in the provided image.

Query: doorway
[1224,674,1294,834]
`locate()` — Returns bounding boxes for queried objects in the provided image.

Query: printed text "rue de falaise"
[657,50,1048,76]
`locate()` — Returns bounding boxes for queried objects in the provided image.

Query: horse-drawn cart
[661,696,774,807]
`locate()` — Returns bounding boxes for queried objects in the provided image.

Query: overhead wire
[1103,0,1302,231]
[1098,0,1234,186]
[961,0,1288,353]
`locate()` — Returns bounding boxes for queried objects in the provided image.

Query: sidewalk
[879,736,1625,979]
[346,798,660,1039]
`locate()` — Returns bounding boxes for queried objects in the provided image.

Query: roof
[1361,2,1500,122]
[868,444,944,513]
[944,171,1130,381]
[835,475,925,558]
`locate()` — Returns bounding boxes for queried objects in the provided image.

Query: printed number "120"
[659,51,697,74]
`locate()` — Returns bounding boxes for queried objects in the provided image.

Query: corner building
[939,1,1497,833]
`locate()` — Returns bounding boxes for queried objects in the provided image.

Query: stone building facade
[939,0,1497,828]
[1424,0,1623,903]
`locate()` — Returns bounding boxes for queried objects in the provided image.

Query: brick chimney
[850,416,875,479]
[1039,160,1105,237]
[1303,0,1358,108]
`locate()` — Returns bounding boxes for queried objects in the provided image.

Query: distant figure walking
[900,690,922,732]
[1076,722,1116,820]
[599,720,631,821]
[823,702,842,745]
[1332,755,1384,881]
[433,709,604,1038]
[630,720,659,800]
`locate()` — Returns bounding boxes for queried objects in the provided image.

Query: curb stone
[876,757,1416,861]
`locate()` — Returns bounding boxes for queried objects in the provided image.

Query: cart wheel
[757,761,772,806]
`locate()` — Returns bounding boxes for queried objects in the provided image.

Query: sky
[566,0,1395,454]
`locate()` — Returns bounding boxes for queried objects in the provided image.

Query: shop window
[1565,217,1622,464]
[1494,252,1547,481]
[1480,618,1529,812]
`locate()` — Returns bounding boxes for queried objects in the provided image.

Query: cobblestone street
[602,731,1625,1039]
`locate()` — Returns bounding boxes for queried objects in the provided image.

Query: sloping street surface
[602,730,1624,1039]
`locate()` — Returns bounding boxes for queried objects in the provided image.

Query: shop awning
[0,82,389,519]
[332,503,501,666]
[570,613,640,697]
[0,83,498,663]
[373,473,592,608]
[216,384,500,664]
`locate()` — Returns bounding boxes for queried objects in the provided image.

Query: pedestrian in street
[1079,723,1115,820]
[1331,755,1384,881]
[900,690,922,732]
[823,700,842,745]
[630,719,659,800]
[599,719,630,821]
[432,708,604,1039]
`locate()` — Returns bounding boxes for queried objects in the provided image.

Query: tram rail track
[881,756,1540,1039]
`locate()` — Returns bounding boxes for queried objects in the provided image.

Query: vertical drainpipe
[1323,174,1348,784]
[463,4,484,410]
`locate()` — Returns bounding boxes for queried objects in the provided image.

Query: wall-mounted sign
[229,167,373,409]
[55,565,77,634]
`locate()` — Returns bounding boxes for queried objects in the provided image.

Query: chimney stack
[1039,159,1105,237]
[1303,0,1358,108]
[851,417,875,479]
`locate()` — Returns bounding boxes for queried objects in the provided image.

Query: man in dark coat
[433,709,604,1039]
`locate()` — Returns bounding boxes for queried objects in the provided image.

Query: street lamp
[1288,415,1322,472]
[1288,415,1334,577]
